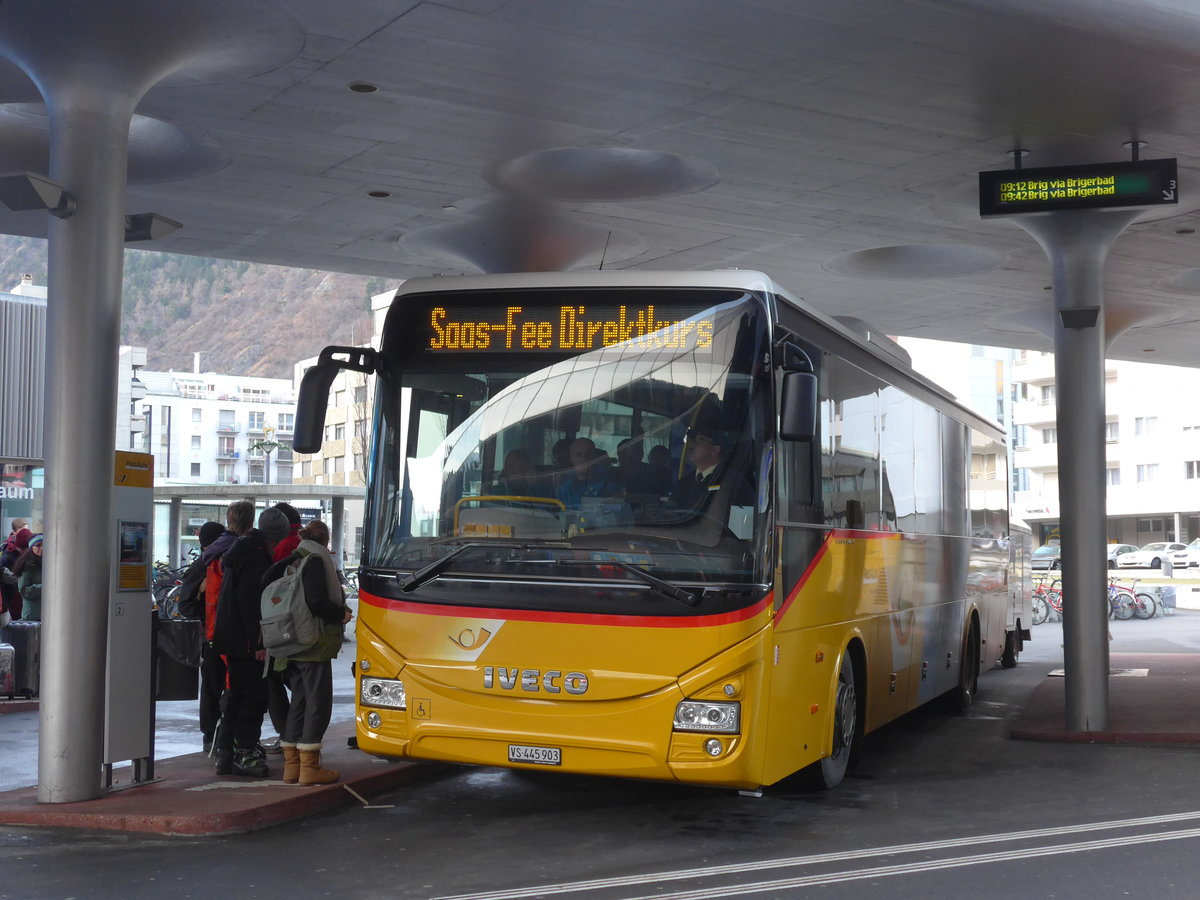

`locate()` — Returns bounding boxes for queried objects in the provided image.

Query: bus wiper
[551,557,701,608]
[398,540,572,592]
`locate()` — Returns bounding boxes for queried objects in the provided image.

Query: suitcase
[0,621,39,698]
[0,642,14,699]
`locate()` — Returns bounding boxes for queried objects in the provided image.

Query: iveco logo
[483,666,589,695]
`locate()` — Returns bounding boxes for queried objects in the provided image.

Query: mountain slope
[0,234,383,378]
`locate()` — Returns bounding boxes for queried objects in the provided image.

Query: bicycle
[1031,581,1061,625]
[1107,579,1157,620]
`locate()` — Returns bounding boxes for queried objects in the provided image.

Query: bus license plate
[508,744,561,766]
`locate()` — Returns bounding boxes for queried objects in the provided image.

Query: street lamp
[249,426,281,485]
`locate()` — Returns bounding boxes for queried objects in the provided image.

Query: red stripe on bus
[359,590,773,628]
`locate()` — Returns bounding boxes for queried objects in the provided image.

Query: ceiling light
[347,82,379,94]
[1177,228,1196,235]
[367,190,391,199]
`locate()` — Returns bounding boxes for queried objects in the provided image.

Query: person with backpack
[210,504,289,778]
[261,502,303,751]
[177,520,235,753]
[262,519,352,785]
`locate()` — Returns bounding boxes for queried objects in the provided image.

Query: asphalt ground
[1,583,1199,837]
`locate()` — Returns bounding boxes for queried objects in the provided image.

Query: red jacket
[272,524,302,562]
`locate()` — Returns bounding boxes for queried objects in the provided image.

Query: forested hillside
[0,234,383,378]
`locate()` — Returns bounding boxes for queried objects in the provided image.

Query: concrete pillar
[1014,209,1144,733]
[0,0,302,803]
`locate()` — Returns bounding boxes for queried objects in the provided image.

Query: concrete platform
[0,720,448,836]
[1011,652,1200,744]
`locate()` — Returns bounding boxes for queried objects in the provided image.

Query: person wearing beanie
[210,506,290,778]
[1,524,32,571]
[13,534,43,621]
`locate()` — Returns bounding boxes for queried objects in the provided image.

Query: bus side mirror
[779,371,817,442]
[294,346,378,454]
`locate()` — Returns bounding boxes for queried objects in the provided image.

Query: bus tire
[808,658,857,790]
[1001,628,1020,668]
[948,618,980,713]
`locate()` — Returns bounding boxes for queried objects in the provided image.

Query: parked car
[1170,538,1200,569]
[1032,544,1062,570]
[1116,541,1188,569]
[1107,544,1139,569]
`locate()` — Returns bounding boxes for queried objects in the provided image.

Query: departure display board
[424,303,716,352]
[979,158,1177,217]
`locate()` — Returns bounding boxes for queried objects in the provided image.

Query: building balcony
[216,449,240,460]
[1012,399,1057,427]
[217,424,239,434]
[1013,442,1059,470]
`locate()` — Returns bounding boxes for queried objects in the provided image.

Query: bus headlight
[673,700,740,734]
[361,677,406,709]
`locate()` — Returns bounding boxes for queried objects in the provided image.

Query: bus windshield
[363,289,771,597]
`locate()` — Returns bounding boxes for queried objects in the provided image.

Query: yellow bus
[296,271,1030,791]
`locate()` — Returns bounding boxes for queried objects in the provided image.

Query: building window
[217,462,235,483]
[218,436,236,457]
[1106,467,1121,486]
[1137,464,1158,483]
[1014,468,1031,491]
[192,407,202,423]
[1135,416,1157,436]
[354,419,367,439]
[278,412,294,432]
[1040,385,1056,404]
[1105,422,1119,442]
[190,463,201,477]
[332,456,344,473]
[301,460,311,477]
[1187,461,1200,480]
[191,435,201,450]
[247,463,264,484]
[218,410,236,431]
[335,424,345,441]
[275,465,293,485]
[353,385,367,405]
[1042,427,1057,444]
[248,410,265,431]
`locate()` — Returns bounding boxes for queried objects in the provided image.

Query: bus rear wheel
[948,619,980,713]
[808,659,857,790]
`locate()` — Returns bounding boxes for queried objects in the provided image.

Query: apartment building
[1010,351,1200,545]
[130,362,296,486]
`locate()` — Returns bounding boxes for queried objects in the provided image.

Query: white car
[1170,539,1200,569]
[1116,541,1188,569]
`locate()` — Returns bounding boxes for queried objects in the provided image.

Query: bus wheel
[1001,628,1020,668]
[809,660,856,790]
[948,619,980,713]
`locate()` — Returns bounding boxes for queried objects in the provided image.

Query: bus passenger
[493,447,538,496]
[616,437,656,497]
[555,438,621,509]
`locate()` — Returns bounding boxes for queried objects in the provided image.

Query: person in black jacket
[177,520,231,753]
[210,507,290,777]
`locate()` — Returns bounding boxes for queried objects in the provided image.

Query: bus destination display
[427,304,716,352]
[979,158,1177,217]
